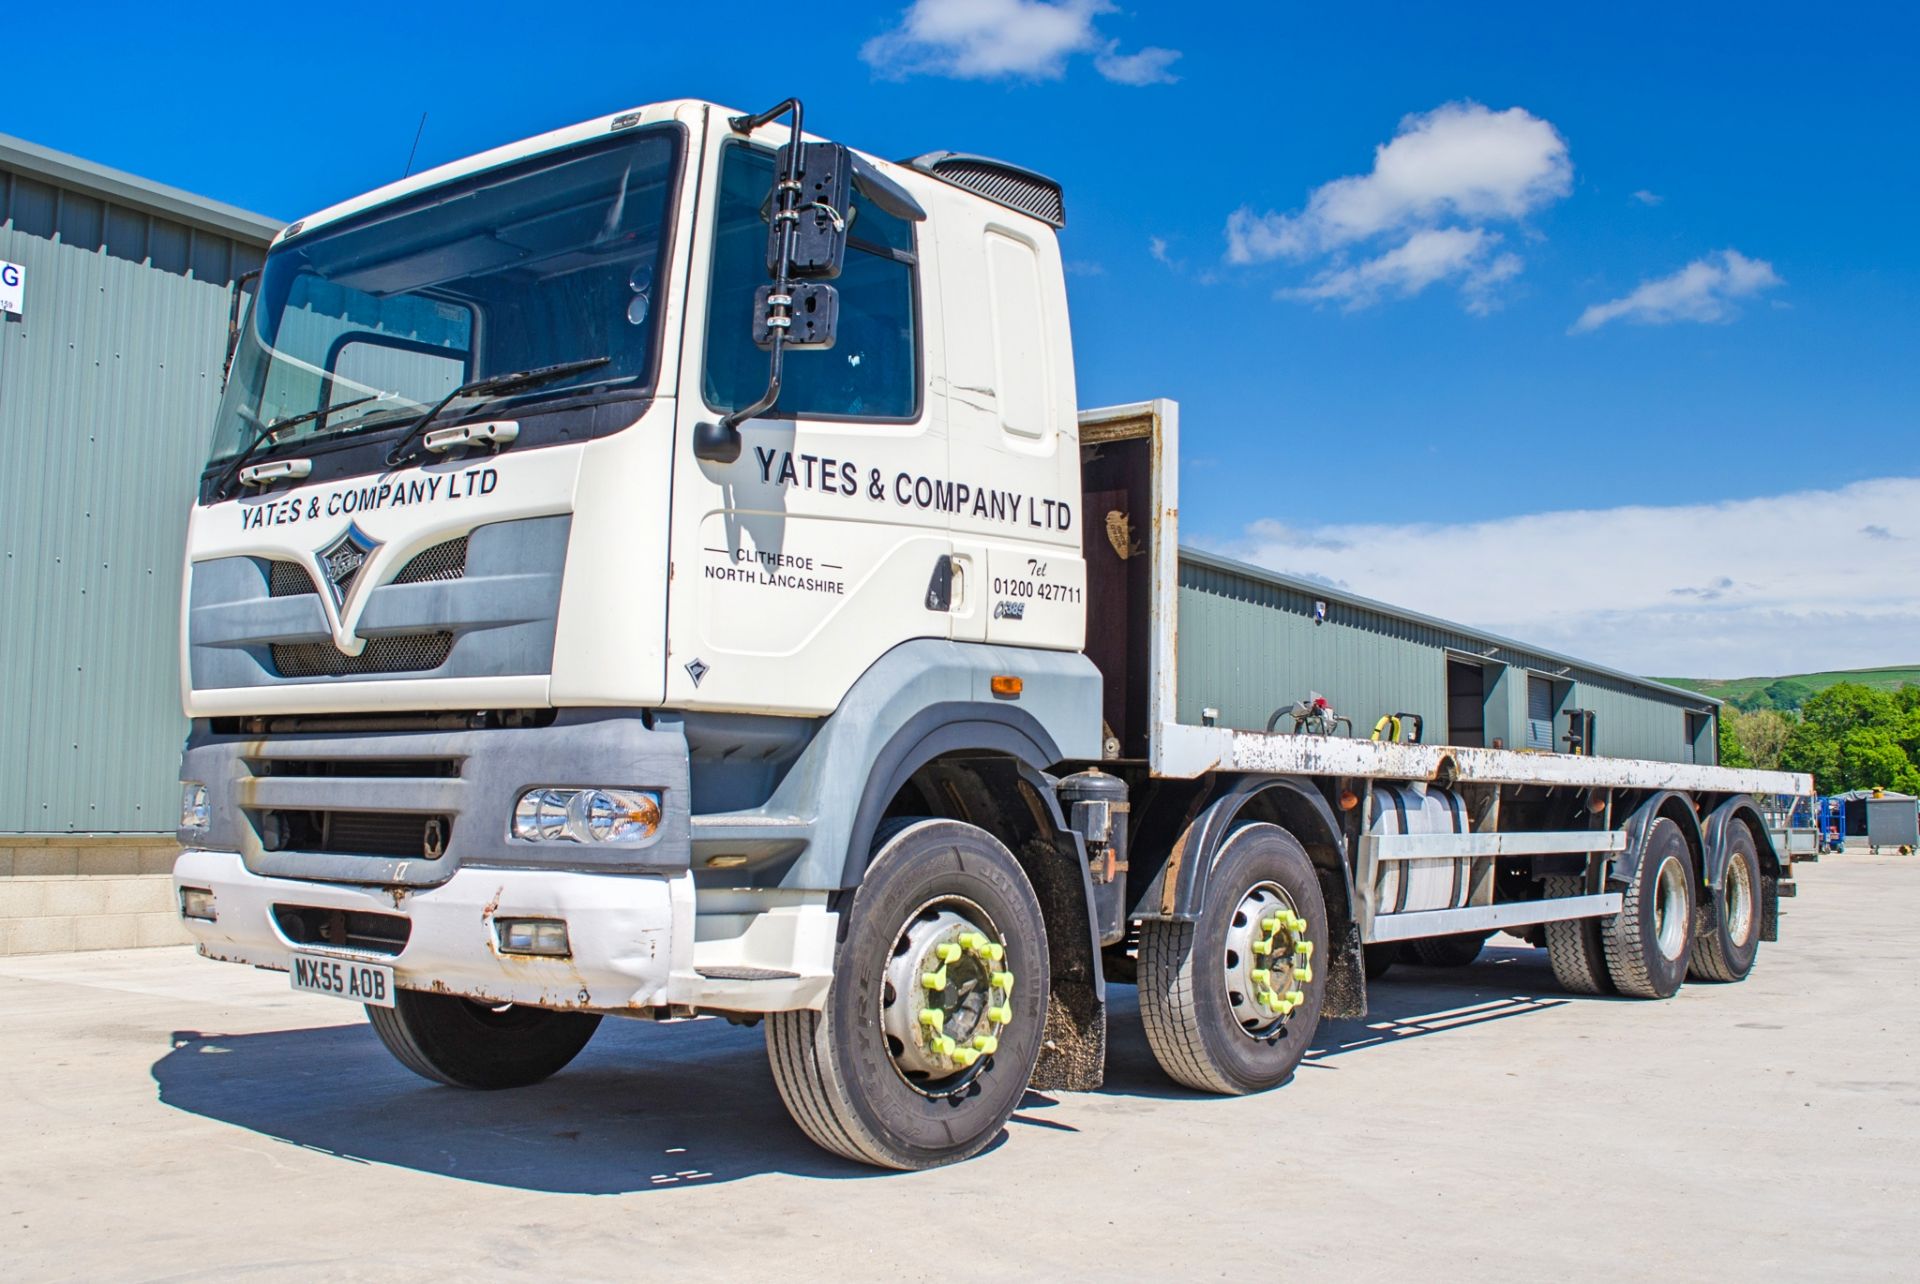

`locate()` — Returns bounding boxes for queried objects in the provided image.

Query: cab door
[662,118,951,715]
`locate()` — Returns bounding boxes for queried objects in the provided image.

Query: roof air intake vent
[905,152,1065,227]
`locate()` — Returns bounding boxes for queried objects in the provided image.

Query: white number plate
[290,952,395,1008]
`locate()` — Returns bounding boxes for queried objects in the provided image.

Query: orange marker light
[990,675,1023,698]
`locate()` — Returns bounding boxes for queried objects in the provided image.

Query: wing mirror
[695,101,926,463]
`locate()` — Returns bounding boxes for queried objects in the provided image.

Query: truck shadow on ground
[1096,942,1578,1098]
[152,944,1576,1193]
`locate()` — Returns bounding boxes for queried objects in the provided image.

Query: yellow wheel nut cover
[922,966,948,990]
[919,1008,945,1029]
[931,1035,956,1056]
[988,1005,1012,1024]
[991,970,1014,993]
[1250,968,1270,985]
[952,1047,980,1067]
[972,1034,998,1054]
[937,942,963,963]
[1285,989,1304,1005]
[1293,965,1313,983]
[1297,941,1314,958]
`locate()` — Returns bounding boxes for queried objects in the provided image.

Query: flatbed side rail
[1151,721,1814,796]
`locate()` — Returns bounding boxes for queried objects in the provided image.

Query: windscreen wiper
[214,394,382,500]
[383,357,611,467]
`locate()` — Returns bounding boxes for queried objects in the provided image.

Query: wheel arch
[1701,794,1783,884]
[1615,790,1706,890]
[1133,776,1365,1019]
[842,702,1107,1091]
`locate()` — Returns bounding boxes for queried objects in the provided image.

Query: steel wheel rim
[1723,851,1755,947]
[1653,854,1689,960]
[1223,881,1315,1040]
[877,896,1015,1099]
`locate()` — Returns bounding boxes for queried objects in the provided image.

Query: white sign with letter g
[0,259,23,315]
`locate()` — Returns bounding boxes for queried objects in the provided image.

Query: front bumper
[173,848,840,1013]
[174,848,690,1011]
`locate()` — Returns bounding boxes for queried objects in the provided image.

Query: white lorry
[174,98,1813,1169]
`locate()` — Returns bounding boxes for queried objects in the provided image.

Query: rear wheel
[367,991,601,1089]
[1690,824,1762,982]
[1138,823,1328,1095]
[1409,931,1491,968]
[1603,817,1695,998]
[1542,875,1614,995]
[765,819,1049,1170]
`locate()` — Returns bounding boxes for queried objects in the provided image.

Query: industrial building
[0,133,280,954]
[1175,548,1720,765]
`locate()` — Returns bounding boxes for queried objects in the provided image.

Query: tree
[1728,707,1791,770]
[1718,716,1752,768]
[1779,682,1920,793]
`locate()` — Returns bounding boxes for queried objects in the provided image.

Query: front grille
[264,534,467,602]
[262,757,461,779]
[272,904,412,955]
[320,811,449,858]
[272,632,454,678]
[394,535,469,584]
[268,560,315,597]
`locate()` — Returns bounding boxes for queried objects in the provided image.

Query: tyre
[1689,823,1762,982]
[764,819,1049,1170]
[367,991,601,1089]
[1409,931,1491,968]
[1602,816,1696,999]
[1364,942,1400,981]
[1542,874,1613,995]
[1138,822,1328,1095]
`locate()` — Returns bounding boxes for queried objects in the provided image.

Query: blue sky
[8,1,1917,675]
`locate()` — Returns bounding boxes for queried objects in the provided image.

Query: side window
[704,145,918,420]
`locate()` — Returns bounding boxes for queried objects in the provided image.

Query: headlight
[180,782,210,832]
[512,787,662,845]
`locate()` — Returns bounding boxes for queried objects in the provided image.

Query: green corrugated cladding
[0,152,276,833]
[1175,551,1717,766]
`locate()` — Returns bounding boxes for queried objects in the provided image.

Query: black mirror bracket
[695,98,852,465]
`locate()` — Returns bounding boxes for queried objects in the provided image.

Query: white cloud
[1095,43,1181,85]
[1148,235,1175,266]
[1204,477,1920,677]
[1226,102,1571,267]
[1572,249,1783,333]
[1632,189,1663,206]
[1278,227,1524,314]
[861,0,1179,85]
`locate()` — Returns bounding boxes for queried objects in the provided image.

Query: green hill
[1655,665,1920,712]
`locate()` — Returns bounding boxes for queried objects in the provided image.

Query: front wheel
[1138,822,1328,1095]
[367,991,601,1089]
[765,819,1050,1170]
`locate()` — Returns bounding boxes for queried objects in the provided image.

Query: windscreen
[209,126,680,465]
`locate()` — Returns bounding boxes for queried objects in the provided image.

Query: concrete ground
[3,852,1914,1282]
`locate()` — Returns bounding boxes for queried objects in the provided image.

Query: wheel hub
[879,905,1016,1091]
[1224,882,1314,1038]
[1723,853,1754,946]
[1653,854,1689,961]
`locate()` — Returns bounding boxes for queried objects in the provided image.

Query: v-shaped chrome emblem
[310,522,383,655]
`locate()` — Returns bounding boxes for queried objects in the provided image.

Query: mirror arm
[697,98,809,463]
